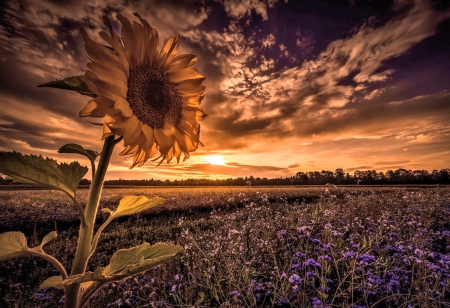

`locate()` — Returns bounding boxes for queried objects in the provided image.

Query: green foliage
[0,152,88,198]
[34,231,58,253]
[0,230,58,261]
[58,144,99,165]
[40,276,64,290]
[0,232,29,261]
[102,195,165,220]
[43,242,182,288]
[38,75,96,98]
[40,276,94,292]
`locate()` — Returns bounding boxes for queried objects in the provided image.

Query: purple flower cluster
[303,258,321,268]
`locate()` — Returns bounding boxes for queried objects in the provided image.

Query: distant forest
[1,168,449,187]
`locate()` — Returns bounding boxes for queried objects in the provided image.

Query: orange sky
[1,0,449,180]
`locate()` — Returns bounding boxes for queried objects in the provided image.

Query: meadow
[0,186,448,307]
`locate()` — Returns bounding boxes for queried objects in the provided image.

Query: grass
[0,186,449,307]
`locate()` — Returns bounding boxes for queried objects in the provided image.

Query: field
[0,186,449,307]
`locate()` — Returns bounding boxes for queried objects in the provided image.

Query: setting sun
[204,155,225,165]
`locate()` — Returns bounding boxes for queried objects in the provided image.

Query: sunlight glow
[204,155,225,165]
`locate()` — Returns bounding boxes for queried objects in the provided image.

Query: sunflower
[79,13,206,168]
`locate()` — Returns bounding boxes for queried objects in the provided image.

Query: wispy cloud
[0,0,449,180]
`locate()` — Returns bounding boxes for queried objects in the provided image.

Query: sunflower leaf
[40,276,64,290]
[0,232,30,261]
[33,231,58,252]
[58,143,99,165]
[101,196,164,220]
[60,243,182,286]
[38,75,96,98]
[0,152,88,198]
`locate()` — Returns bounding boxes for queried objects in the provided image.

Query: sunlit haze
[0,0,449,180]
[205,156,226,165]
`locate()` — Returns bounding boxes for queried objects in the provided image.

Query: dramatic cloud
[1,0,449,180]
[220,0,283,20]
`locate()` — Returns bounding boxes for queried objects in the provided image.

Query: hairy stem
[90,217,112,257]
[70,196,86,228]
[64,135,116,308]
[29,250,68,280]
[80,281,107,308]
[90,158,96,181]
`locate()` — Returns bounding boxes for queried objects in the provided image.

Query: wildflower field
[0,186,449,308]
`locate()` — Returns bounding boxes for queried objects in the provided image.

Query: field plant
[0,12,208,308]
[0,187,449,307]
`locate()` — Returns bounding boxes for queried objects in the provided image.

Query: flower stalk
[0,13,198,308]
[64,135,116,308]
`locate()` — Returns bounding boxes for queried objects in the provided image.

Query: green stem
[64,135,116,308]
[90,159,96,181]
[28,250,68,280]
[90,217,112,257]
[69,196,86,228]
[80,281,107,308]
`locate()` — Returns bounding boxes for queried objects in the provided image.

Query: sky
[0,0,449,181]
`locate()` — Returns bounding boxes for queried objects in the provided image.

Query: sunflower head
[79,13,206,168]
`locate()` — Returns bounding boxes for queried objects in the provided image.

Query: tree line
[94,168,450,186]
[1,168,448,186]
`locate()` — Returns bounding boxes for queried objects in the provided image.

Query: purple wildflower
[295,251,305,258]
[289,274,302,284]
[278,298,289,305]
[359,254,376,263]
[311,297,323,308]
[343,251,357,258]
[303,258,321,268]
[306,271,316,277]
[231,290,241,297]
[319,255,332,261]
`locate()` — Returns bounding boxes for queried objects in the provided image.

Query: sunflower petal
[175,77,206,92]
[84,71,127,101]
[113,97,133,118]
[141,124,155,149]
[178,121,200,147]
[123,115,143,147]
[99,17,130,77]
[131,148,147,168]
[102,121,115,140]
[79,97,117,117]
[132,21,148,67]
[158,35,180,68]
[165,54,198,72]
[154,128,176,155]
[104,115,128,136]
[145,143,159,163]
[133,13,159,64]
[120,143,139,156]
[87,62,127,86]
[116,14,139,69]
[177,84,206,96]
[173,128,190,153]
[80,28,122,68]
[166,66,200,83]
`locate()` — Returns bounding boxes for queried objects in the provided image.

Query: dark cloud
[0,0,449,180]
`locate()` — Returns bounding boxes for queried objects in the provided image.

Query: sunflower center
[127,63,183,129]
